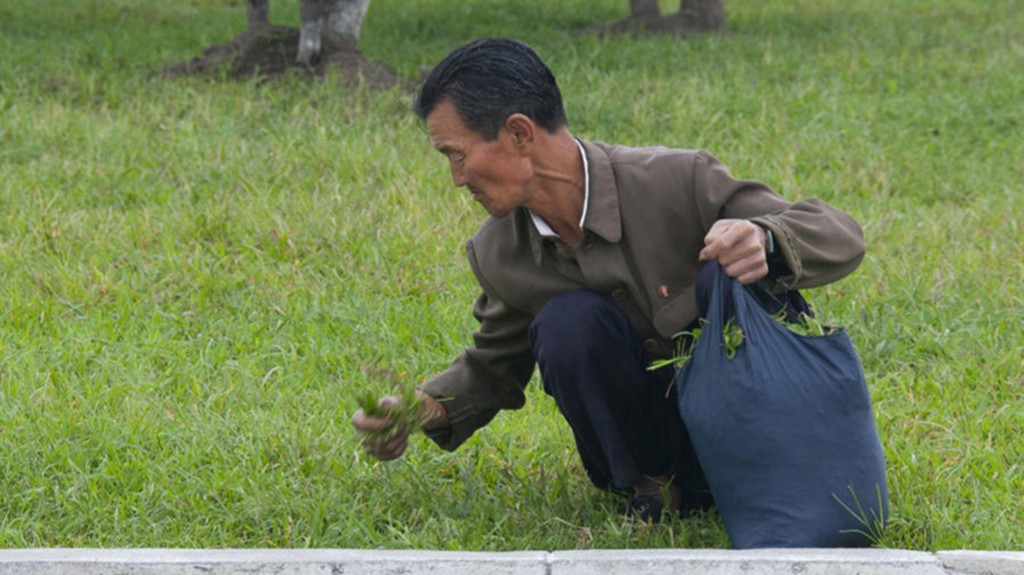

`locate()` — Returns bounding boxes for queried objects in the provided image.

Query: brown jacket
[421,139,865,450]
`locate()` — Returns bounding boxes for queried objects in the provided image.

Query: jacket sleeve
[691,151,865,292]
[418,240,536,451]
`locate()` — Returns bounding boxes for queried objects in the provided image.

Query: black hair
[413,37,567,141]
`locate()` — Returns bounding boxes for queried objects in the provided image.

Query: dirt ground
[161,14,720,85]
[162,26,400,88]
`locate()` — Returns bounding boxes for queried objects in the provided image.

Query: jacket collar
[579,139,623,243]
[526,138,623,264]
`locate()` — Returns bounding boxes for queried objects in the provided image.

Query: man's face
[426,100,531,218]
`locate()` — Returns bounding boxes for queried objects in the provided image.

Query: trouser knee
[529,289,640,378]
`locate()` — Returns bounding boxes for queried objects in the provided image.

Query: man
[352,37,864,522]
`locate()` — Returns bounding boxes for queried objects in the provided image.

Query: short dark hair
[413,37,567,141]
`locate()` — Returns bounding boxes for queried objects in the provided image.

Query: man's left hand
[699,219,769,284]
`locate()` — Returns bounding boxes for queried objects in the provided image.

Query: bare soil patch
[162,26,399,89]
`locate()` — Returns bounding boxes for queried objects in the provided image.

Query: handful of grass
[355,387,426,439]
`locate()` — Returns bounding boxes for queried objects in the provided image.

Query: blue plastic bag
[677,264,889,548]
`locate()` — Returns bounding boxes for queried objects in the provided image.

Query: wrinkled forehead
[426,100,473,151]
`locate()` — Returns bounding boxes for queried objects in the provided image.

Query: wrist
[416,390,450,430]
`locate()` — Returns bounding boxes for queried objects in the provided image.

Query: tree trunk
[297,0,369,63]
[326,0,370,46]
[246,0,269,31]
[297,0,324,64]
[629,0,660,18]
[678,0,725,31]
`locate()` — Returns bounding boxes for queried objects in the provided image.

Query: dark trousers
[528,289,713,511]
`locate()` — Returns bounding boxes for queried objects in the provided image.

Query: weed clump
[355,387,426,440]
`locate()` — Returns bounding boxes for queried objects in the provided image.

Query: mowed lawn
[1,0,1021,550]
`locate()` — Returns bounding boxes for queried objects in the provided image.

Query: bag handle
[696,260,806,343]
[701,261,735,335]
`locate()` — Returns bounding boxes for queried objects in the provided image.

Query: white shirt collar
[529,138,590,240]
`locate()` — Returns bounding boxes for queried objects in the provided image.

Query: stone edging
[0,548,1021,574]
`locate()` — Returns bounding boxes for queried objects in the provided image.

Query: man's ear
[503,113,535,151]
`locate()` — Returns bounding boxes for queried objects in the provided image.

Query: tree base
[162,26,399,88]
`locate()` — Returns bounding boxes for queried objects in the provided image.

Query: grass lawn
[1,0,1021,550]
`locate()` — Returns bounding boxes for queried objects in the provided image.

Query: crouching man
[352,37,864,522]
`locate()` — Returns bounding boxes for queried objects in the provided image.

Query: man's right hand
[351,395,410,460]
[351,391,450,461]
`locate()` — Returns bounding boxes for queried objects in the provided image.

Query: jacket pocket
[652,285,699,339]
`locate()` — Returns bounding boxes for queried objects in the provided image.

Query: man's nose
[450,164,467,187]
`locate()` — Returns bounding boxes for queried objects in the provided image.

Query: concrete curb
[0,548,1020,575]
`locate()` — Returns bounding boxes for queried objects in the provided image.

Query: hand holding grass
[351,390,450,461]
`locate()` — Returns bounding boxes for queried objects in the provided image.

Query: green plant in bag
[647,318,746,372]
[722,320,745,359]
[772,309,839,337]
[647,327,703,372]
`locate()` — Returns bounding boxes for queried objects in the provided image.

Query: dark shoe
[626,494,664,524]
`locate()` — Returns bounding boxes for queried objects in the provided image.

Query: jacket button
[612,288,627,301]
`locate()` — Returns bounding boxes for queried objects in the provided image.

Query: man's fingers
[700,220,748,261]
[351,394,407,434]
[727,259,770,285]
[377,396,402,411]
[715,240,760,266]
[352,394,412,461]
[700,220,769,284]
[363,432,408,461]
[351,409,396,433]
[699,224,726,261]
[718,246,768,283]
[355,416,409,461]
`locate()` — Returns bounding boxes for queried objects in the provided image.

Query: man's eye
[451,155,465,165]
